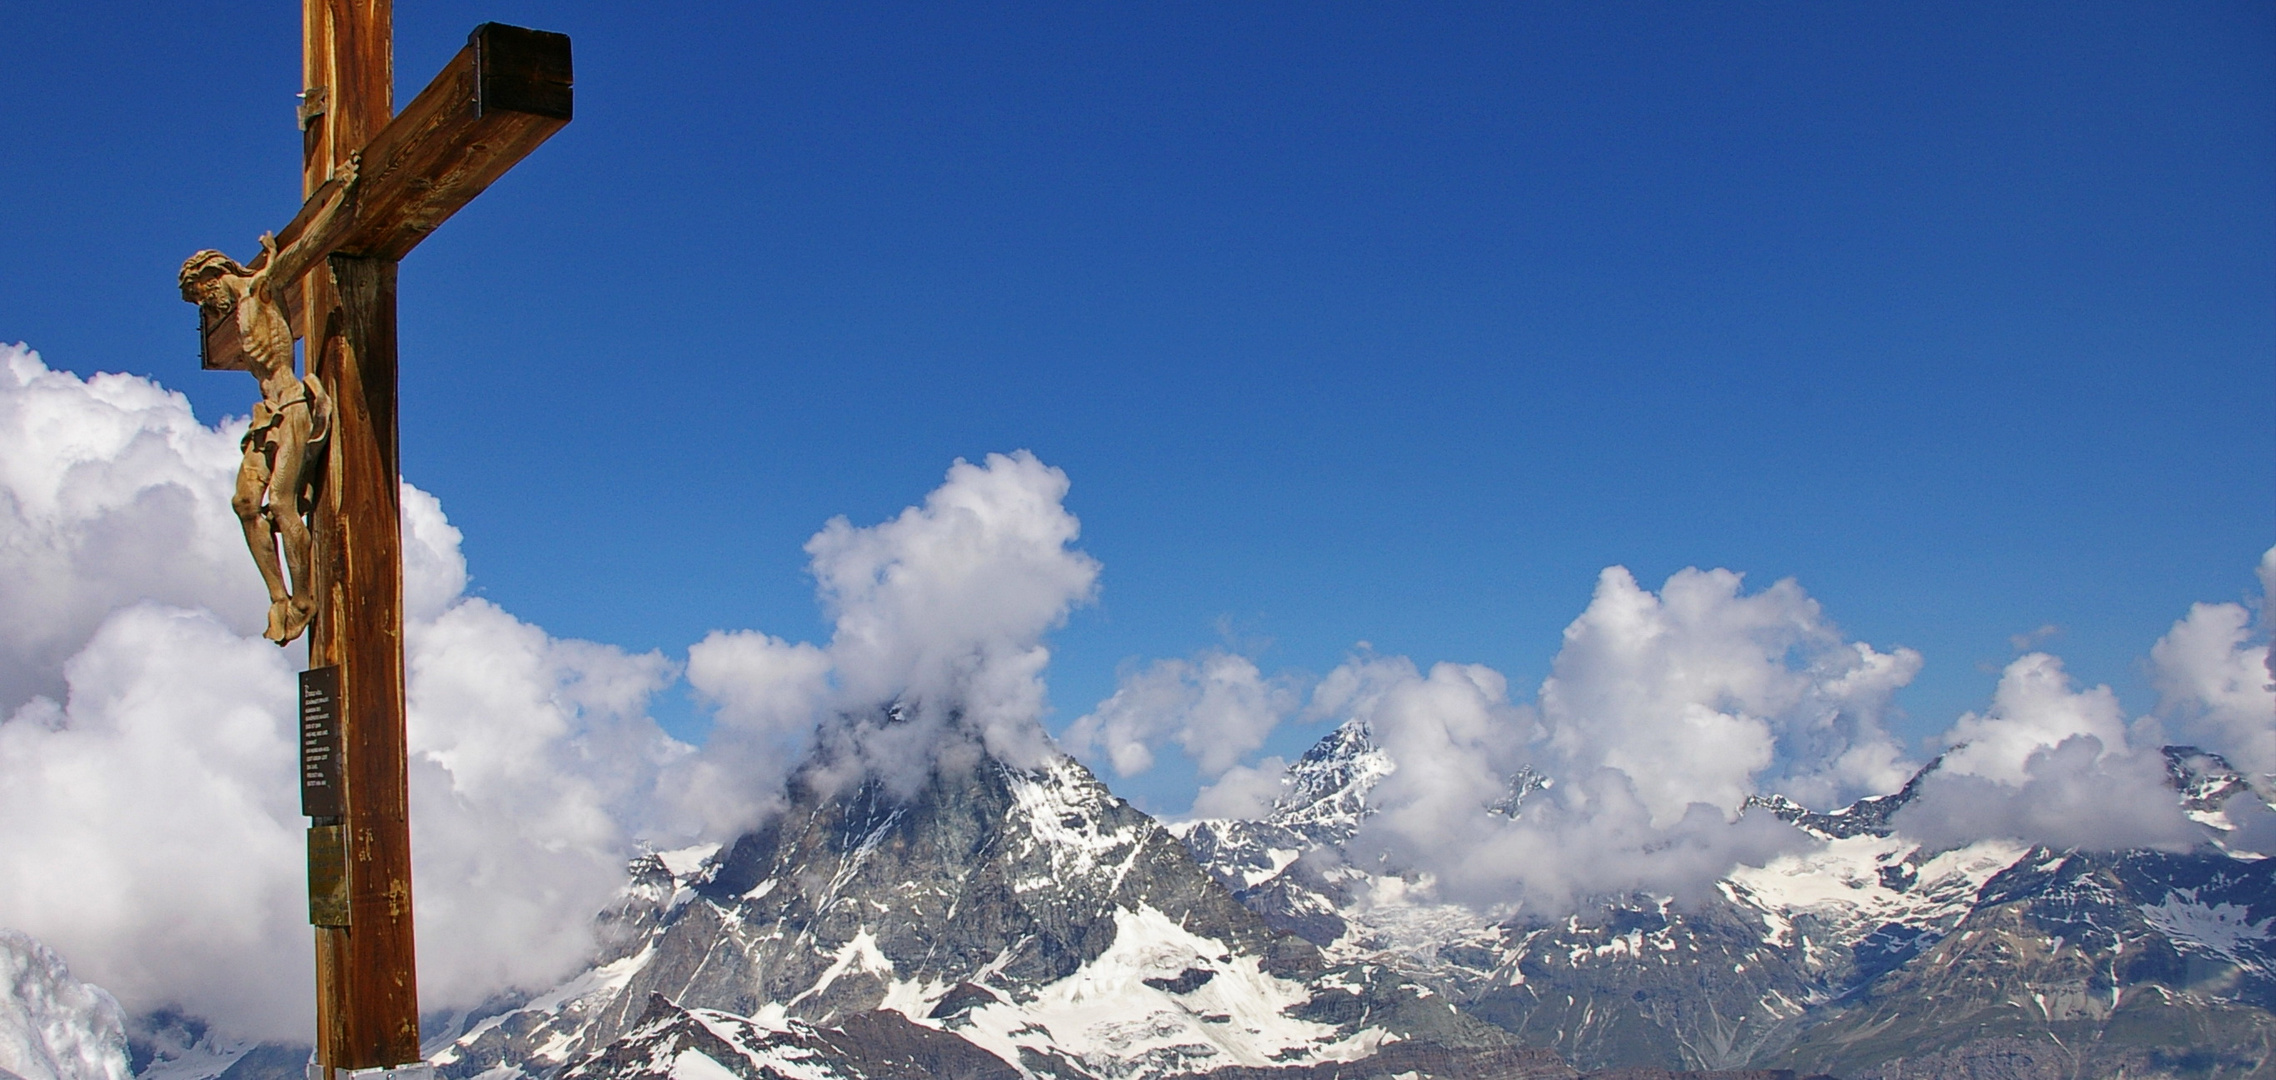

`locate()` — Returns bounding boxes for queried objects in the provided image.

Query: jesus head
[178,249,248,314]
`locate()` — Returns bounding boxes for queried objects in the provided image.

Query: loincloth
[242,375,333,450]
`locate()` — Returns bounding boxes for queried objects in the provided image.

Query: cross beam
[199,23,571,372]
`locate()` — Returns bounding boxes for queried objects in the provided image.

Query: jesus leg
[267,420,317,644]
[233,446,293,641]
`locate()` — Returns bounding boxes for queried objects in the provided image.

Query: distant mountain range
[54,717,2276,1080]
[1175,725,2275,1078]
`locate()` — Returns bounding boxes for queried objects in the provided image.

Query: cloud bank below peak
[1077,550,2275,913]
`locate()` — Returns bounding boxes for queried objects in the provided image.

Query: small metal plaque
[308,824,351,927]
[300,666,343,818]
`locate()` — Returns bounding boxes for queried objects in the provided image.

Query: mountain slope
[439,732,1508,1080]
[1771,847,2276,1079]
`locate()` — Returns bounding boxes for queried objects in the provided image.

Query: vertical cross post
[189,9,568,1069]
[300,0,421,1070]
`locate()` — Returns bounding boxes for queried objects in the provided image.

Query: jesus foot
[277,597,315,644]
[263,600,292,644]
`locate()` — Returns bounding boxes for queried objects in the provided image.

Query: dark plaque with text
[299,666,343,818]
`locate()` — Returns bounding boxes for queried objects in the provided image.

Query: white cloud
[1064,651,1299,779]
[690,451,1099,806]
[1325,655,1808,913]
[1939,652,2131,784]
[1061,567,1922,913]
[403,589,677,1011]
[1896,651,2202,851]
[0,604,309,1037]
[0,345,267,714]
[675,630,831,837]
[2262,545,2276,653]
[0,352,682,1039]
[2147,577,2274,776]
[1539,566,1920,823]
[1186,757,1292,821]
[1894,735,2199,852]
[5,341,2266,1020]
[0,357,1105,1038]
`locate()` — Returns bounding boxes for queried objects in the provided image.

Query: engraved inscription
[300,666,343,818]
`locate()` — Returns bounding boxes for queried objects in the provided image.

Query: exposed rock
[443,725,1505,1080]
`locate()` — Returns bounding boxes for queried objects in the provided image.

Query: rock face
[437,731,1508,1080]
[1770,847,2276,1079]
[0,929,130,1080]
[558,994,1024,1080]
[1175,722,2276,1079]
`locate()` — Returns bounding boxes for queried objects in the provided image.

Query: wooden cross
[189,2,570,1072]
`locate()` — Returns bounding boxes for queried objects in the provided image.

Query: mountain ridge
[1174,721,2276,1078]
[74,718,2276,1080]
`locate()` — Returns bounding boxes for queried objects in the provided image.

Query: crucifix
[176,3,570,1074]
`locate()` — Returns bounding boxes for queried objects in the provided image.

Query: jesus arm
[250,156,361,299]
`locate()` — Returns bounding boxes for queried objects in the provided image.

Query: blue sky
[3,1,2269,812]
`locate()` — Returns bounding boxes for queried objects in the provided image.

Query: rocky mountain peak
[2164,744,2261,816]
[436,733,1502,1080]
[1738,756,1947,842]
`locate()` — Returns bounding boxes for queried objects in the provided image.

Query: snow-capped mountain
[27,720,2269,1079]
[431,724,1514,1080]
[0,929,131,1080]
[1176,722,2276,1077]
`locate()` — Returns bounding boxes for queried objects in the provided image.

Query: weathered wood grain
[311,253,418,1070]
[303,0,417,1070]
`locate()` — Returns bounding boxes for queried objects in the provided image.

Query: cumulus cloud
[1325,654,1810,913]
[1885,549,2275,852]
[1894,736,2199,851]
[0,352,1108,1038]
[0,344,267,712]
[5,339,2266,1019]
[2264,546,2276,665]
[1063,566,1925,912]
[1938,652,2131,784]
[1064,651,1300,779]
[671,630,831,838]
[1187,756,1292,821]
[1894,652,2201,851]
[2146,560,2274,776]
[1540,566,1919,823]
[0,351,681,1038]
[688,451,1099,807]
[0,605,310,1037]
[402,588,677,1010]
[1144,566,1918,912]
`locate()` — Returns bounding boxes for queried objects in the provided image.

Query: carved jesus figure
[179,158,358,644]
